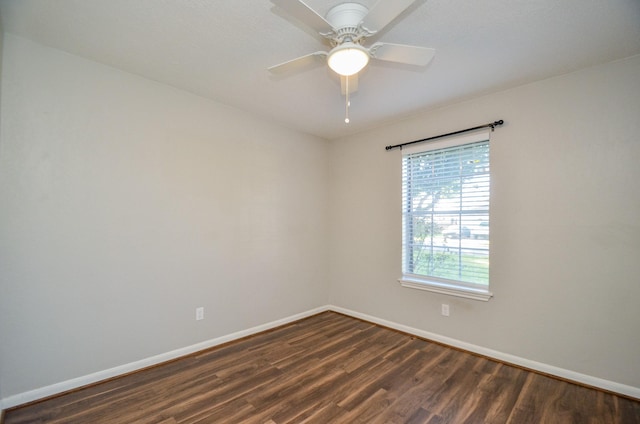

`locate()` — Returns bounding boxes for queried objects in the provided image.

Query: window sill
[399,276,493,301]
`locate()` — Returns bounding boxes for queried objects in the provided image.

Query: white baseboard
[2,303,638,411]
[328,305,640,400]
[0,305,330,410]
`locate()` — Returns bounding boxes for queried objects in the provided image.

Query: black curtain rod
[385,120,504,151]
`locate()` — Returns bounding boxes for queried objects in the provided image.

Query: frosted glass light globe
[328,43,369,76]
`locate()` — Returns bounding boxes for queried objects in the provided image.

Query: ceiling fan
[268,0,435,102]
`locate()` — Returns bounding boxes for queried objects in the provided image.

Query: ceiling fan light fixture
[328,43,369,76]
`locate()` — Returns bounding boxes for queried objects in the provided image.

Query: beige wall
[0,34,329,399]
[328,55,640,389]
[0,11,4,405]
[1,30,639,405]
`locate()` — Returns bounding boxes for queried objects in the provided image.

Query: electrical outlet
[196,307,204,321]
[441,304,450,317]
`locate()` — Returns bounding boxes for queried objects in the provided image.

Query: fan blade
[341,74,359,95]
[369,42,435,67]
[361,0,416,32]
[268,51,328,74]
[271,0,334,34]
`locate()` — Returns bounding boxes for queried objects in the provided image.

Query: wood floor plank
[464,363,529,423]
[335,388,395,424]
[405,407,432,424]
[298,402,347,424]
[4,311,640,423]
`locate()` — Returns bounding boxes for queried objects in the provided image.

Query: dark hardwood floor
[4,311,640,423]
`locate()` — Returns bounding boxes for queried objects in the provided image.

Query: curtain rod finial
[490,120,504,131]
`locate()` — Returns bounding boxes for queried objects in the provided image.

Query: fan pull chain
[345,76,350,124]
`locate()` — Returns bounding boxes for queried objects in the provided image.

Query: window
[400,130,492,301]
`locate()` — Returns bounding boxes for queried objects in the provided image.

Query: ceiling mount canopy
[325,3,368,37]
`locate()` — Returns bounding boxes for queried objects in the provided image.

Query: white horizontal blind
[402,135,490,289]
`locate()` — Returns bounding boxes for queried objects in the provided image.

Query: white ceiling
[1,0,639,139]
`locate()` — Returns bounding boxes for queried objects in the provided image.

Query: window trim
[400,129,493,301]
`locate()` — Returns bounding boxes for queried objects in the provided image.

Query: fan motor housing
[326,3,369,45]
